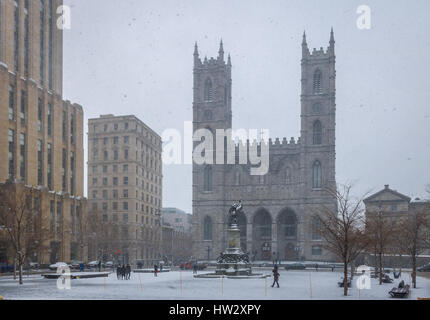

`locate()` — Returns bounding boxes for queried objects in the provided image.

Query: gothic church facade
[192,31,337,262]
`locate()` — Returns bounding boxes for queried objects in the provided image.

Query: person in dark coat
[126,264,131,280]
[271,267,280,288]
[193,263,198,274]
[98,261,102,272]
[154,264,158,277]
[121,265,126,280]
[116,265,121,280]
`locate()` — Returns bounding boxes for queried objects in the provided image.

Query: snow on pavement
[0,270,429,300]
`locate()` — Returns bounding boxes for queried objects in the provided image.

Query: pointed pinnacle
[194,42,199,55]
[302,31,307,45]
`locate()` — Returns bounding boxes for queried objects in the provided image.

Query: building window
[113,136,118,145]
[102,190,107,200]
[124,136,129,144]
[204,166,212,192]
[70,204,75,234]
[114,150,118,160]
[38,99,43,132]
[47,104,52,136]
[312,246,322,256]
[285,167,292,184]
[24,0,30,75]
[62,111,67,141]
[313,120,322,145]
[123,189,128,198]
[123,202,128,211]
[204,78,213,102]
[40,0,45,85]
[312,103,322,114]
[103,165,107,173]
[114,123,118,131]
[203,216,212,240]
[103,177,107,186]
[104,150,108,161]
[123,164,128,173]
[113,177,118,186]
[37,140,43,185]
[47,143,52,189]
[204,110,213,121]
[14,0,19,71]
[113,190,118,199]
[102,202,108,211]
[49,200,55,232]
[102,215,108,223]
[123,177,128,185]
[56,201,62,236]
[312,161,322,189]
[313,69,322,95]
[20,90,26,126]
[311,216,322,240]
[9,85,15,121]
[20,133,26,180]
[70,114,75,145]
[8,130,15,179]
[113,202,118,210]
[48,0,53,89]
[70,151,75,195]
[124,122,129,130]
[124,149,129,160]
[62,148,67,191]
[391,204,397,212]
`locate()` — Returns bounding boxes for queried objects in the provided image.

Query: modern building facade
[0,0,87,265]
[192,32,338,262]
[87,115,163,266]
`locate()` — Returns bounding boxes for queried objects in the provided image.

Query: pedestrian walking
[193,263,198,275]
[116,265,121,280]
[154,264,158,277]
[121,265,126,280]
[126,264,131,280]
[271,267,280,288]
[315,263,318,272]
[98,260,102,272]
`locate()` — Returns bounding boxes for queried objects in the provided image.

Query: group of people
[153,264,163,276]
[116,264,131,280]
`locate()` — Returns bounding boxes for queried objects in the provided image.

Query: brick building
[87,115,163,266]
[0,0,87,265]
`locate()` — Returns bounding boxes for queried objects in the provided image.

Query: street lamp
[207,245,211,261]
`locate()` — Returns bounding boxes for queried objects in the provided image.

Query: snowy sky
[62,0,430,213]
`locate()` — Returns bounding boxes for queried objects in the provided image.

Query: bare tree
[397,205,430,288]
[365,210,395,284]
[312,184,370,296]
[0,181,49,285]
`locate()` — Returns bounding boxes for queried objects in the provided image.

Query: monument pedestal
[215,224,252,276]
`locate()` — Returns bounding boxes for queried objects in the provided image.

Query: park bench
[382,274,394,283]
[389,281,410,298]
[338,278,352,288]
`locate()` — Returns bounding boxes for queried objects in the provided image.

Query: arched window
[203,216,212,240]
[313,120,322,145]
[312,103,322,114]
[285,167,292,184]
[235,170,241,185]
[204,78,213,102]
[313,69,322,95]
[311,216,322,240]
[312,161,322,189]
[204,165,212,192]
[204,110,213,121]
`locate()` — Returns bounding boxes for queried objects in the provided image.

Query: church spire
[218,39,224,61]
[227,53,231,66]
[302,31,309,58]
[194,42,200,66]
[329,28,335,56]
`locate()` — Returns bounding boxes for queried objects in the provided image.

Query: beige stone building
[0,0,87,265]
[87,115,163,266]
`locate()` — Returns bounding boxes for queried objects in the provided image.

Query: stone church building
[192,31,337,262]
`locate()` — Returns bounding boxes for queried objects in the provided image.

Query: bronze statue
[228,200,243,225]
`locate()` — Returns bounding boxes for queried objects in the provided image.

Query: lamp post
[207,245,211,261]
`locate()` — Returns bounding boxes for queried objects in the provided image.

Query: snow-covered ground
[0,269,429,300]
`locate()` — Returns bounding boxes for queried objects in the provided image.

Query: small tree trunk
[350,263,354,280]
[343,260,348,296]
[13,257,16,280]
[378,252,383,285]
[399,253,402,274]
[18,254,23,285]
[412,254,417,289]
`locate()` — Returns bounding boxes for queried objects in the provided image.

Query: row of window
[203,78,230,103]
[49,200,82,236]
[99,212,158,227]
[91,164,160,184]
[90,188,160,205]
